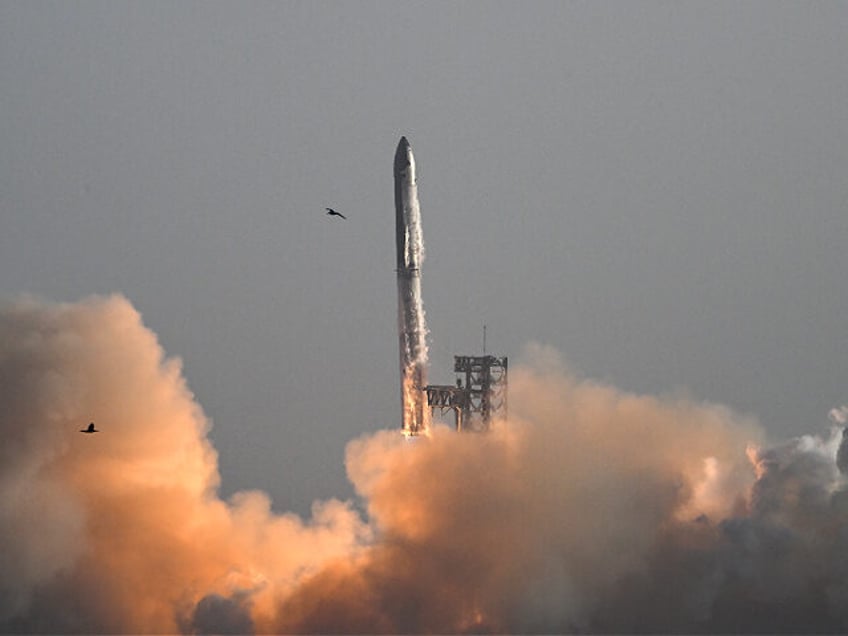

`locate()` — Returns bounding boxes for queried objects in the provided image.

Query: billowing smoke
[0,296,368,633]
[3,296,848,633]
[829,406,848,425]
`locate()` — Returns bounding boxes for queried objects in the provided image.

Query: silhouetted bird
[325,207,346,219]
[80,422,99,434]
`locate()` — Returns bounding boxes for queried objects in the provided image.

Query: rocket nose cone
[394,136,412,172]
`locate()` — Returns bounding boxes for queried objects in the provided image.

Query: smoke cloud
[0,296,367,633]
[829,406,848,424]
[2,296,848,633]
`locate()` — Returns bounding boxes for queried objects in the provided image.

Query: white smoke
[829,405,848,424]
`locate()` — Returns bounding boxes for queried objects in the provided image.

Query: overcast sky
[2,1,846,515]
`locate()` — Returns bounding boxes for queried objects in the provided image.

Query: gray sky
[2,1,846,515]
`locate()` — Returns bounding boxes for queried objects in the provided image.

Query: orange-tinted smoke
[4,297,848,634]
[0,295,367,633]
[271,345,764,633]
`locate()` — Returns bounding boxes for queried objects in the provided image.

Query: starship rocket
[394,136,430,436]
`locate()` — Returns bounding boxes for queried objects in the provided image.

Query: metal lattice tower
[425,355,508,432]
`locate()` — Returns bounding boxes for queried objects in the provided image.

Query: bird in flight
[79,422,99,434]
[326,207,347,219]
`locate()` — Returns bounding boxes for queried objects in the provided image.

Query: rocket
[394,136,429,436]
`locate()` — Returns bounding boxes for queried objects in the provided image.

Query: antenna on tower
[483,324,487,355]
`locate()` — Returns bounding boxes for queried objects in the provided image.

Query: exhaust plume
[3,297,848,633]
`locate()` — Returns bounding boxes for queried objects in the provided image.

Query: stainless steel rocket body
[394,136,429,435]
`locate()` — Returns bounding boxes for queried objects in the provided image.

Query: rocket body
[394,136,429,435]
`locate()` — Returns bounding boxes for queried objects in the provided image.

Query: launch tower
[425,355,508,432]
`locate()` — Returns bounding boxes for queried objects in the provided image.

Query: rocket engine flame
[5,298,848,633]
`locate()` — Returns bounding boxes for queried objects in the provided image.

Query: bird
[79,422,99,434]
[325,207,347,219]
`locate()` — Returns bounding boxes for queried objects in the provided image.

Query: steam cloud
[830,405,848,425]
[3,295,848,633]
